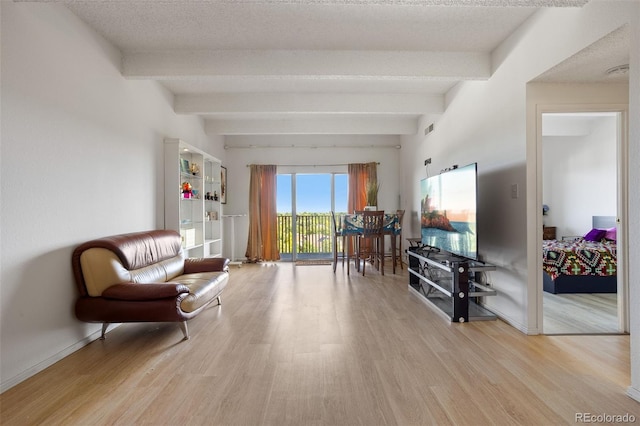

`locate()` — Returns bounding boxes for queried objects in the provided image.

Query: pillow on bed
[604,227,617,241]
[584,228,606,242]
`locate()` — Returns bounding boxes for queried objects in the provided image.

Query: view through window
[277,173,347,260]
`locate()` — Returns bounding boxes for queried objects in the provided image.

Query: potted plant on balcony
[365,180,380,211]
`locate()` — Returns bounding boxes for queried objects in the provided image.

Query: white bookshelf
[164,138,223,258]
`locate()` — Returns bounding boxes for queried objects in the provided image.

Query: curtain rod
[246,162,380,167]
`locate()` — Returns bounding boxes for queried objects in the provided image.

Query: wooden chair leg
[333,234,338,273]
[380,235,384,276]
[347,235,352,275]
[355,235,361,273]
[360,236,366,276]
[390,234,396,274]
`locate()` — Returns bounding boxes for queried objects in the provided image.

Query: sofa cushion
[80,249,132,297]
[174,271,229,313]
[80,248,185,297]
[100,230,183,270]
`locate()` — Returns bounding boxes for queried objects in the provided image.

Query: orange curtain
[348,162,377,213]
[245,165,280,262]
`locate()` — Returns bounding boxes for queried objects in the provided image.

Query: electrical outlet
[424,158,432,165]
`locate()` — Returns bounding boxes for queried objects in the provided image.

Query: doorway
[277,173,348,261]
[541,111,626,334]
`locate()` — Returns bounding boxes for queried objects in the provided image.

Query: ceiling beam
[123,50,490,80]
[175,93,443,115]
[205,116,419,136]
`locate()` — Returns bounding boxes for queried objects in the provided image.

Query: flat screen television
[420,162,478,260]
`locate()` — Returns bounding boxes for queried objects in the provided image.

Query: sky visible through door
[277,174,348,213]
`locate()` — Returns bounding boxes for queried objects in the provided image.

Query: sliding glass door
[277,173,347,261]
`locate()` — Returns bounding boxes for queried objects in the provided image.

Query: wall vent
[424,123,434,136]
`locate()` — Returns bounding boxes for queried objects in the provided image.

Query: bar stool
[355,210,385,276]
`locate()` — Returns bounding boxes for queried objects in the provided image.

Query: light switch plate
[511,184,519,199]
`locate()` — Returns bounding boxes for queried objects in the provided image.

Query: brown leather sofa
[72,230,230,340]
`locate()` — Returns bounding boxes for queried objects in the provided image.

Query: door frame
[534,104,629,333]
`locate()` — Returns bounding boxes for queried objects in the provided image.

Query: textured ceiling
[59,3,541,52]
[533,25,630,83]
[26,0,626,136]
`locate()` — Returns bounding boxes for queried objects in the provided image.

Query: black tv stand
[408,246,497,322]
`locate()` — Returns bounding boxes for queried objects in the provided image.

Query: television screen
[420,163,478,260]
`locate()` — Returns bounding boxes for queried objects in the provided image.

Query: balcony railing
[277,213,344,258]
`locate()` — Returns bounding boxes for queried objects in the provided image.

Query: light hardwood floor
[1,263,637,425]
[544,292,619,334]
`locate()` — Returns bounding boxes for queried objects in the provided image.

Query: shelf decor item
[182,181,192,198]
[221,166,227,204]
[180,158,190,174]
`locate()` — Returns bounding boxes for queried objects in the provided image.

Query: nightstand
[543,226,557,240]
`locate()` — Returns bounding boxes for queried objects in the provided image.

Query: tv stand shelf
[408,246,497,322]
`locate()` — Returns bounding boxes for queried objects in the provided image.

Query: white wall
[542,115,617,238]
[0,2,224,391]
[402,83,531,330]
[222,135,401,260]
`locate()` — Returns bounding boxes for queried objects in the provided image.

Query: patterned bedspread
[543,239,617,281]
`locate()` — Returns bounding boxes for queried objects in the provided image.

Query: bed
[542,216,617,294]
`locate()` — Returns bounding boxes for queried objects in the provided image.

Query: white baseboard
[482,303,536,335]
[0,326,115,393]
[627,385,640,403]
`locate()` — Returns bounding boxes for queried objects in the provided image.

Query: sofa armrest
[184,257,230,274]
[102,283,190,301]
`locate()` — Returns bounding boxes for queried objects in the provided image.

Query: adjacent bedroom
[541,112,622,335]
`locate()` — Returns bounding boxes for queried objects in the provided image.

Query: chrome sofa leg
[100,323,110,340]
[180,321,190,340]
[216,295,222,305]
